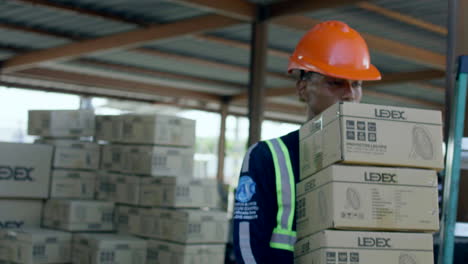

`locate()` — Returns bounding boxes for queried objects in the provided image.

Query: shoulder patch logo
[236,176,256,203]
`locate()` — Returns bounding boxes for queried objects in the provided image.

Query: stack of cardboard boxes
[0,140,57,263]
[295,102,444,264]
[95,114,229,264]
[0,110,151,264]
[28,110,116,235]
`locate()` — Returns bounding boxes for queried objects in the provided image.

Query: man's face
[296,72,363,118]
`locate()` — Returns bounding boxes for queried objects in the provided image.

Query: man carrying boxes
[233,20,444,264]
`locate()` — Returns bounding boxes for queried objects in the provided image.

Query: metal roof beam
[12,67,221,102]
[273,16,446,70]
[74,58,245,92]
[268,0,366,18]
[1,14,241,73]
[356,2,447,35]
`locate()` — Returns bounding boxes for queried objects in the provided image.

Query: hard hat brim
[288,58,382,81]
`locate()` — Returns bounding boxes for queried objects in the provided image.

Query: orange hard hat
[288,20,381,81]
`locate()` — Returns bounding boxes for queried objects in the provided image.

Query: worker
[232,20,382,263]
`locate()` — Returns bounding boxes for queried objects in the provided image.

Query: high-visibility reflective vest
[265,138,296,251]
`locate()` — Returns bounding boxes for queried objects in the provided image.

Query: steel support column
[79,96,93,110]
[247,6,268,146]
[217,98,229,183]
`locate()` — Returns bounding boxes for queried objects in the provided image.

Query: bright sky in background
[0,86,300,142]
[0,86,80,142]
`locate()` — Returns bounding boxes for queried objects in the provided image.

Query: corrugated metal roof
[247,0,285,4]
[428,79,446,87]
[146,36,251,68]
[0,50,14,60]
[0,0,136,38]
[86,50,292,88]
[57,60,241,95]
[370,51,430,73]
[209,24,302,53]
[362,94,416,108]
[210,24,251,43]
[373,0,447,28]
[145,34,290,77]
[370,83,444,104]
[48,0,209,24]
[307,6,446,54]
[0,0,448,115]
[0,28,70,49]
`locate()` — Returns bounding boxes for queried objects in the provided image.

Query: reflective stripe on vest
[265,138,296,252]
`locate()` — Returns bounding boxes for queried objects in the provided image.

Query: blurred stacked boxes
[95,114,229,264]
[295,102,444,264]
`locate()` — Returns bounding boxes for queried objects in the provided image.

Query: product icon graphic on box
[410,126,434,160]
[346,187,361,210]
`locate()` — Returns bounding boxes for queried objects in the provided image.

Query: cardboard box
[296,165,439,239]
[72,233,146,264]
[28,110,95,138]
[115,205,141,235]
[100,144,124,172]
[95,115,123,142]
[0,142,52,198]
[114,174,143,205]
[0,232,15,262]
[122,114,195,147]
[95,172,117,201]
[138,208,229,244]
[37,140,100,170]
[0,228,71,264]
[127,207,147,236]
[50,170,96,199]
[140,177,221,208]
[43,199,114,232]
[300,102,444,179]
[121,145,194,177]
[147,239,225,264]
[0,200,42,229]
[295,230,434,264]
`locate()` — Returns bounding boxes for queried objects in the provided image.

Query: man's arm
[233,142,292,263]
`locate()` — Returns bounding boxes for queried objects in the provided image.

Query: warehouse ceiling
[0,0,447,123]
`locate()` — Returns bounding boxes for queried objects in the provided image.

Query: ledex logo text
[374,108,406,120]
[364,172,397,183]
[358,237,392,248]
[0,166,34,181]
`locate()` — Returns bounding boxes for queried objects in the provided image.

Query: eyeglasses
[301,72,363,89]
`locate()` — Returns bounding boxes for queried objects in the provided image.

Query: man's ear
[296,80,308,102]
